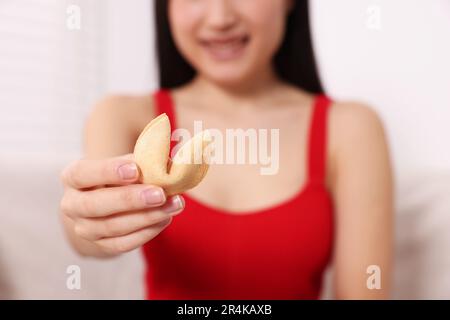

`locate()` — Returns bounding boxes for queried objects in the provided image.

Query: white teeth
[208,39,243,50]
[201,36,248,60]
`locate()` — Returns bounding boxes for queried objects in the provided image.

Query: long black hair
[154,0,324,94]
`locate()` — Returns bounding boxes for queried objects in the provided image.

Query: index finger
[61,154,140,189]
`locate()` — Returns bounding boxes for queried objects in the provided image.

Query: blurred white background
[0,0,449,299]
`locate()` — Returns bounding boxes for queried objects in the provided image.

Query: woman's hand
[59,154,184,257]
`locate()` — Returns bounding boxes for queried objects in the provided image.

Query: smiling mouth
[199,35,250,61]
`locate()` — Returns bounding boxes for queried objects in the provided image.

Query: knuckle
[75,220,100,240]
[79,194,94,216]
[119,187,137,208]
[113,239,133,254]
[74,221,88,239]
[59,195,71,216]
[101,159,118,181]
[103,218,120,237]
[59,167,68,184]
[95,241,115,255]
[65,161,81,188]
[60,160,77,184]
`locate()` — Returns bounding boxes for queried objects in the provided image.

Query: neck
[189,67,284,108]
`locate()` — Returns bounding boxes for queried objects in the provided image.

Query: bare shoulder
[326,100,389,186]
[84,94,156,157]
[328,100,387,149]
[87,94,155,130]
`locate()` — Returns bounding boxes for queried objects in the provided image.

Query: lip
[198,34,250,62]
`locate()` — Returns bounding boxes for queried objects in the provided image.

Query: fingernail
[118,163,138,180]
[141,187,166,206]
[162,195,185,215]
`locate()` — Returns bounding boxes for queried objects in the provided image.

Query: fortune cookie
[133,113,212,196]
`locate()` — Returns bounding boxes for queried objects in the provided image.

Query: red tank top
[142,90,334,300]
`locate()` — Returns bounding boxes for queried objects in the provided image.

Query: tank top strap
[154,89,177,128]
[154,89,178,151]
[307,94,333,186]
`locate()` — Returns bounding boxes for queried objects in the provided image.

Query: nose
[205,0,238,31]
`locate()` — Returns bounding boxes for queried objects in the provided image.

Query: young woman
[60,0,393,299]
